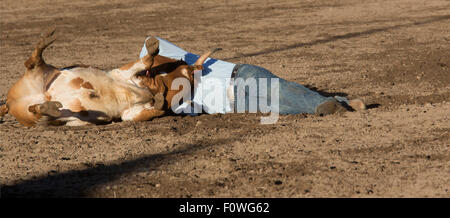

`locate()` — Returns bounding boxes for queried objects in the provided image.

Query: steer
[0,29,216,126]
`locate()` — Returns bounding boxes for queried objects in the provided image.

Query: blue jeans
[233,64,349,114]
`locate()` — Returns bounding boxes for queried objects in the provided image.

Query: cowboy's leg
[234,64,345,114]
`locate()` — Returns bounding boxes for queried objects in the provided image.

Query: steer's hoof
[145,37,160,56]
[37,27,57,50]
[40,101,63,117]
[97,115,112,123]
[153,93,165,110]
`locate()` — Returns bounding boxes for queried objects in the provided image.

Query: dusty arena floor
[0,0,449,197]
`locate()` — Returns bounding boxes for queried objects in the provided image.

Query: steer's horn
[194,48,222,66]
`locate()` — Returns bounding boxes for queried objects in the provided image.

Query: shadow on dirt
[1,136,240,198]
[225,14,450,61]
[366,103,381,109]
[304,85,349,98]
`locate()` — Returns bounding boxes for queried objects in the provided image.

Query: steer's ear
[180,68,190,78]
[145,37,160,56]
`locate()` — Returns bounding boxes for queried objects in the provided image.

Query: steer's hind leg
[24,28,57,70]
[23,28,61,91]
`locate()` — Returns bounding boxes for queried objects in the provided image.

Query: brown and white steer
[0,29,215,126]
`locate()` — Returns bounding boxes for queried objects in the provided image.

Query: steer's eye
[89,93,99,99]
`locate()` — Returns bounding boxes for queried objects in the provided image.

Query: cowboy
[139,37,365,123]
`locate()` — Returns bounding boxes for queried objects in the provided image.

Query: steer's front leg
[121,93,165,122]
[108,37,160,80]
[121,106,165,122]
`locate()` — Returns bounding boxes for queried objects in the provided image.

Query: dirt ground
[0,0,449,198]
